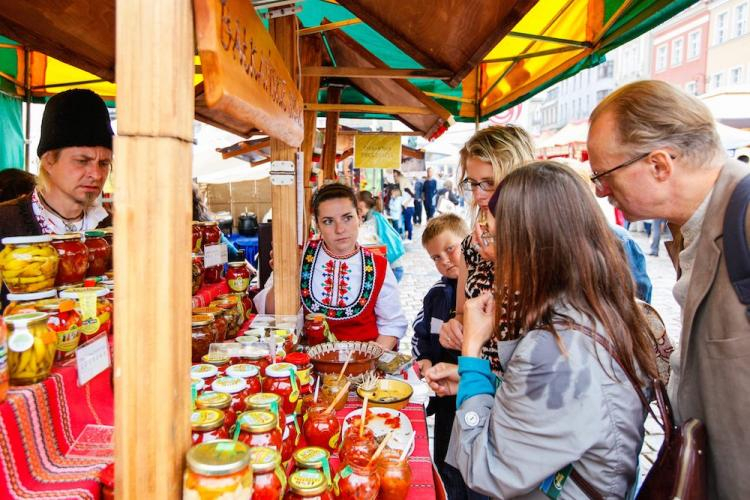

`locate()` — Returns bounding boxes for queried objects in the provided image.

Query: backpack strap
[724,173,750,320]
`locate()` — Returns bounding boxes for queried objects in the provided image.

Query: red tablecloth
[0,365,114,500]
[192,281,230,308]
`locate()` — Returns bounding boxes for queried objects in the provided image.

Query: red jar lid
[284,352,310,367]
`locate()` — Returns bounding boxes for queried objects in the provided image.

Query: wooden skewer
[323,381,351,414]
[368,430,394,465]
[359,394,368,438]
[400,432,415,462]
[337,350,353,382]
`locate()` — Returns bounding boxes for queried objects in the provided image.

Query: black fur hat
[37,89,113,157]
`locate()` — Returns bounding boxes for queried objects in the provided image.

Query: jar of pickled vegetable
[210,299,240,339]
[237,410,283,451]
[192,253,204,296]
[0,235,59,293]
[226,262,250,293]
[263,362,299,415]
[334,454,379,500]
[184,440,253,499]
[5,312,56,385]
[375,448,411,500]
[244,392,287,435]
[4,290,58,316]
[281,413,300,463]
[196,391,235,432]
[37,298,82,362]
[0,318,8,403]
[339,427,376,465]
[285,469,334,500]
[212,376,251,414]
[292,447,331,477]
[191,314,217,363]
[194,306,227,343]
[303,406,341,452]
[59,286,112,343]
[248,447,287,500]
[225,363,261,394]
[304,314,326,346]
[191,363,220,388]
[50,233,88,286]
[204,264,223,285]
[192,222,204,254]
[217,294,245,329]
[83,231,111,276]
[191,408,229,445]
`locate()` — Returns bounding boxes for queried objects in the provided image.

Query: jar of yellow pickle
[4,289,58,316]
[5,312,57,385]
[183,440,253,499]
[0,236,59,293]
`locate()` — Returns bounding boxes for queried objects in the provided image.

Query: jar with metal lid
[193,306,227,343]
[292,447,331,476]
[248,446,287,500]
[5,312,56,385]
[263,362,299,415]
[192,222,204,254]
[239,342,273,375]
[225,363,261,394]
[285,469,334,500]
[0,235,59,293]
[59,286,112,343]
[237,410,283,451]
[191,363,220,388]
[83,230,111,276]
[304,313,327,346]
[201,353,230,374]
[4,289,58,316]
[244,392,287,436]
[210,299,240,339]
[191,408,228,445]
[191,314,217,363]
[226,262,250,293]
[50,233,89,286]
[201,221,222,248]
[192,253,204,296]
[212,376,251,413]
[216,294,245,329]
[37,298,82,362]
[196,391,236,432]
[183,440,253,499]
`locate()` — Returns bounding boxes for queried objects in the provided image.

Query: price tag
[204,244,228,268]
[76,334,111,386]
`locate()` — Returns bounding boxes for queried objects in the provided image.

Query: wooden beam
[302,66,452,80]
[298,18,361,36]
[269,13,301,316]
[320,129,423,136]
[300,35,324,239]
[507,31,592,48]
[114,0,193,498]
[219,137,270,159]
[306,103,433,115]
[321,86,342,180]
[423,91,475,104]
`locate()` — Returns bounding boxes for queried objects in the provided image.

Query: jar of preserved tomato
[375,449,411,500]
[50,233,89,286]
[304,314,327,346]
[201,353,230,374]
[196,390,236,432]
[226,262,250,293]
[59,286,112,343]
[192,253,204,296]
[303,406,341,452]
[292,447,331,477]
[244,392,287,435]
[191,314,217,363]
[212,376,251,414]
[248,447,287,500]
[210,299,240,339]
[237,410,283,451]
[37,298,82,362]
[4,290,58,316]
[334,454,379,500]
[225,363,261,394]
[191,363,219,388]
[339,427,376,466]
[285,469,334,500]
[192,222,204,254]
[194,306,227,343]
[0,318,8,403]
[281,413,300,463]
[83,231,111,276]
[191,408,229,445]
[263,362,299,415]
[184,440,253,499]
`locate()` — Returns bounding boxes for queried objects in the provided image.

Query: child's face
[424,232,463,279]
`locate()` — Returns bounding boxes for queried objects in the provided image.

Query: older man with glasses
[587,79,750,498]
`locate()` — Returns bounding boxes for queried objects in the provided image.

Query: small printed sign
[76,334,111,386]
[204,244,228,268]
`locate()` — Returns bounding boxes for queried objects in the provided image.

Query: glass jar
[225,363,261,394]
[4,290,58,316]
[83,231,111,276]
[201,221,222,248]
[226,262,250,293]
[201,353,230,375]
[191,363,220,388]
[304,314,327,346]
[50,233,89,286]
[248,447,286,500]
[100,228,113,271]
[240,343,273,375]
[280,413,300,463]
[37,298,82,363]
[375,449,411,500]
[191,408,229,445]
[285,469,334,500]
[184,440,253,499]
[5,312,56,385]
[303,406,341,452]
[194,306,227,343]
[196,390,236,432]
[263,362,299,415]
[192,253,205,296]
[284,352,312,387]
[237,410,283,451]
[320,373,349,411]
[244,392,287,437]
[191,314,217,363]
[210,299,240,339]
[0,235,59,293]
[217,294,245,330]
[203,264,223,285]
[340,427,376,465]
[292,447,331,477]
[59,286,112,343]
[334,455,379,500]
[192,222,204,254]
[212,376,251,414]
[0,318,8,403]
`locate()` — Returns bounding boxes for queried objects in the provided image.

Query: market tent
[716,122,750,150]
[536,120,589,148]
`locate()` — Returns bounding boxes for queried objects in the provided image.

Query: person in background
[411,214,469,497]
[386,185,404,236]
[393,170,415,241]
[423,167,438,220]
[413,176,424,224]
[0,169,36,203]
[648,218,668,257]
[357,190,405,282]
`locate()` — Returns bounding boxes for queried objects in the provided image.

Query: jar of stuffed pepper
[226,262,250,293]
[225,363,261,394]
[0,235,59,294]
[286,469,334,500]
[193,306,227,343]
[244,392,287,436]
[191,408,229,445]
[201,221,222,249]
[196,391,236,432]
[248,447,286,499]
[192,222,204,254]
[263,362,299,415]
[50,233,89,286]
[375,448,411,500]
[192,253,204,296]
[292,447,331,477]
[59,286,112,343]
[334,453,379,500]
[4,290,58,316]
[37,298,82,363]
[210,299,240,339]
[5,312,56,385]
[237,410,283,451]
[212,376,251,414]
[183,440,253,499]
[83,231,111,277]
[191,314,217,363]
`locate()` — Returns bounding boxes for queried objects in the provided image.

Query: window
[671,38,684,66]
[598,61,614,79]
[655,44,668,72]
[735,3,748,37]
[596,89,610,103]
[685,81,697,95]
[716,12,728,44]
[687,30,701,60]
[730,66,743,85]
[711,72,724,90]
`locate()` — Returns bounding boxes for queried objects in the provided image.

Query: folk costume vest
[300,239,387,342]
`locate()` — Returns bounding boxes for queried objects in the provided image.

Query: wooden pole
[321,85,342,181]
[269,14,301,316]
[300,35,323,241]
[114,0,194,497]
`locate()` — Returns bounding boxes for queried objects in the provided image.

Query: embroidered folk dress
[300,239,407,342]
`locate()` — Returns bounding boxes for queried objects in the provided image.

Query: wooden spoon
[323,381,351,414]
[368,430,394,466]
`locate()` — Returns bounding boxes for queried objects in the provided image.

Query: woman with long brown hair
[426,161,657,498]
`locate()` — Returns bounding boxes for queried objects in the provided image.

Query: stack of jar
[192,221,223,285]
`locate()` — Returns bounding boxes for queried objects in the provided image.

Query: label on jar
[327,432,340,450]
[290,469,325,490]
[56,324,80,352]
[274,466,287,492]
[76,292,100,335]
[228,277,249,292]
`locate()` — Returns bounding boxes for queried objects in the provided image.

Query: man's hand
[424,363,459,397]
[439,318,464,350]
[416,359,433,377]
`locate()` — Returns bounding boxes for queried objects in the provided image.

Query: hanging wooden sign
[194,0,304,147]
[354,135,402,169]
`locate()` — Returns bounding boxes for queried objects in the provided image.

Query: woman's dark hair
[192,182,210,222]
[492,161,657,384]
[357,190,383,213]
[311,183,358,218]
[0,168,36,203]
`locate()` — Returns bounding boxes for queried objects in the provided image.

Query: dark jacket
[411,276,460,365]
[423,178,437,203]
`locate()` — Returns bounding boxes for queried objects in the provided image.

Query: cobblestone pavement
[396,222,679,478]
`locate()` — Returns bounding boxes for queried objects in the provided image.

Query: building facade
[707,0,750,90]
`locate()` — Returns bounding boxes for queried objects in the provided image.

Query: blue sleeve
[622,238,653,303]
[221,234,240,262]
[411,300,433,362]
[456,356,498,408]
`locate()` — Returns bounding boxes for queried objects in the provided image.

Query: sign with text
[204,243,229,268]
[354,135,401,169]
[194,0,304,147]
[76,334,111,386]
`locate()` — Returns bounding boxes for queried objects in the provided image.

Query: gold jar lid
[196,391,232,410]
[50,232,83,241]
[191,409,225,431]
[238,410,277,433]
[292,447,330,470]
[245,392,282,411]
[202,353,230,366]
[192,314,213,327]
[289,469,328,496]
[247,446,281,473]
[194,306,222,318]
[186,440,250,476]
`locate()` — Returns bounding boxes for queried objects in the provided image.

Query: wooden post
[269,14,301,315]
[321,85,342,181]
[300,35,323,240]
[114,0,194,498]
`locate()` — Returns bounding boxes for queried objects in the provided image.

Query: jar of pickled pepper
[59,286,112,343]
[304,314,327,346]
[0,235,59,294]
[210,299,240,339]
[375,448,411,500]
[302,406,341,452]
[285,469,334,500]
[334,453,380,500]
[192,253,204,296]
[224,363,261,394]
[263,362,299,415]
[192,222,204,254]
[191,408,228,445]
[37,298,82,363]
[83,231,111,277]
[50,233,88,286]
[339,426,376,466]
[237,410,283,451]
[5,312,56,385]
[226,262,250,293]
[196,390,236,432]
[183,440,253,499]
[4,290,58,316]
[202,222,223,284]
[193,306,227,343]
[216,294,245,329]
[248,447,287,500]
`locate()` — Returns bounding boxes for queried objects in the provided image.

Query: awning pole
[24,47,30,170]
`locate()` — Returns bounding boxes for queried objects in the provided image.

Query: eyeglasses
[460,178,495,191]
[589,152,649,189]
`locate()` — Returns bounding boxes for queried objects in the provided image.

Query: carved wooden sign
[194,0,304,147]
